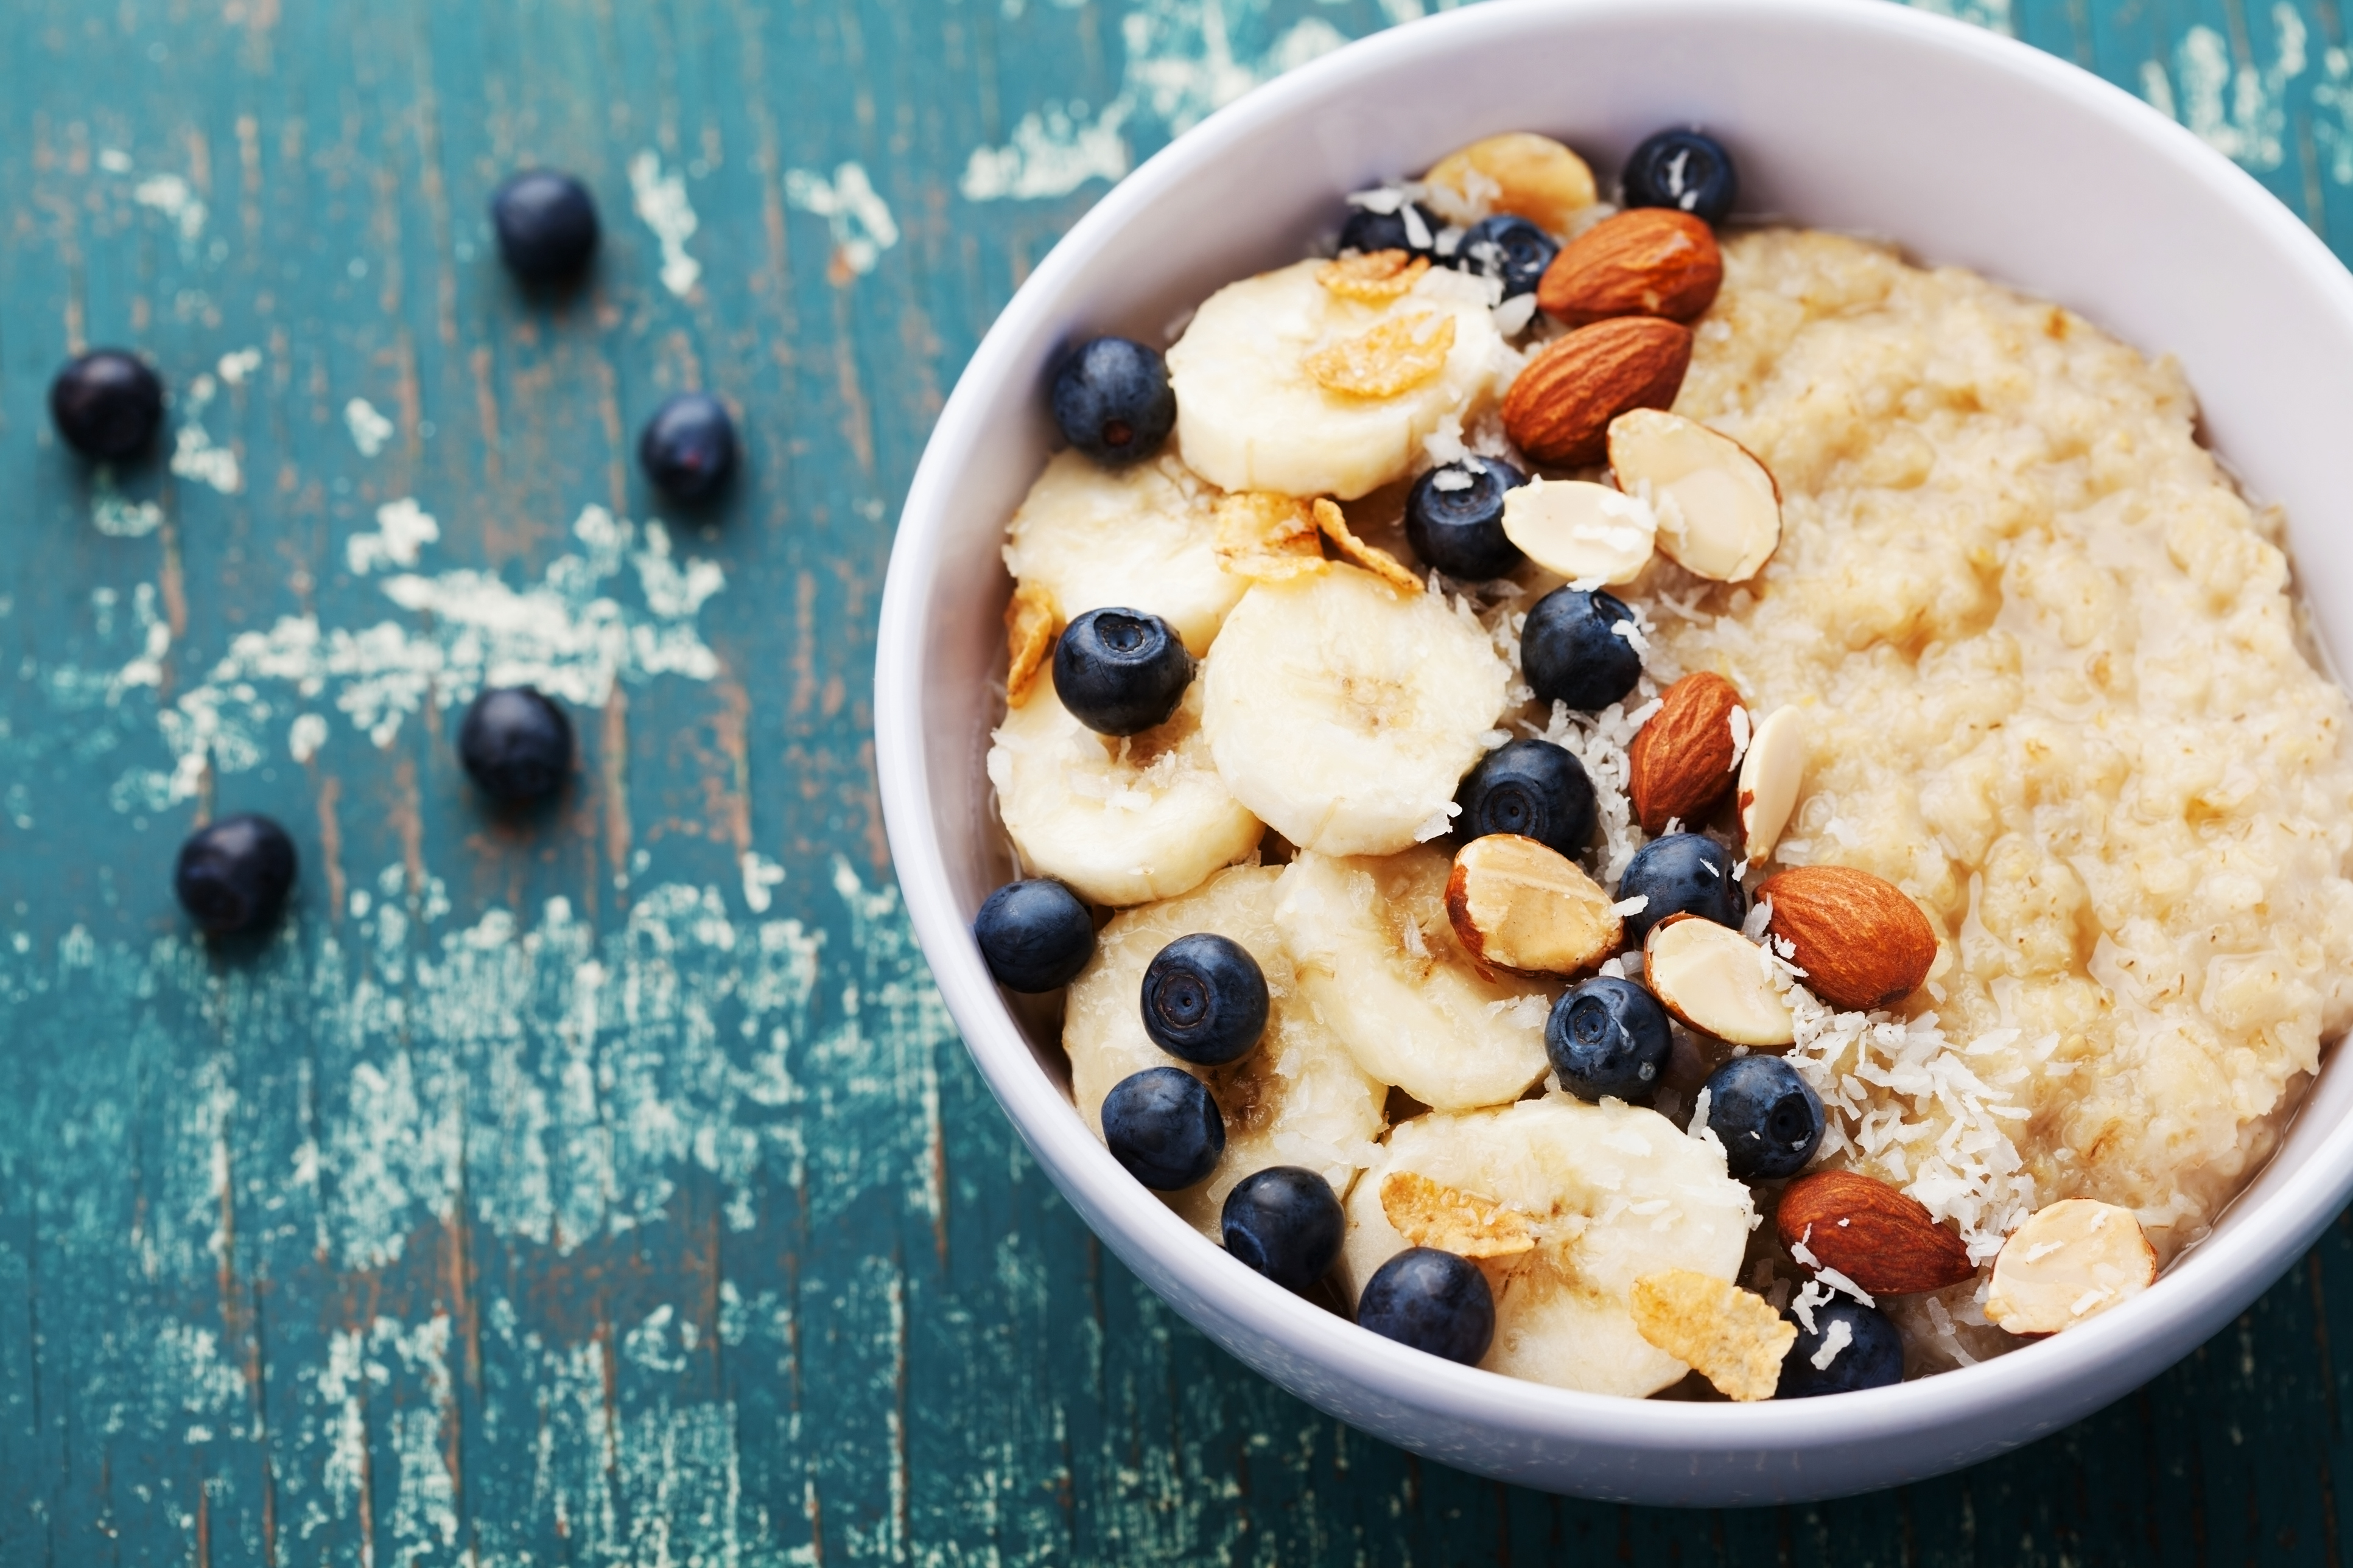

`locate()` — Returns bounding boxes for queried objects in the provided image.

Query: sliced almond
[1499,477,1655,585]
[1736,706,1805,861]
[1380,1169,1539,1259]
[1643,915,1794,1047]
[1313,497,1422,595]
[1445,833,1622,975]
[1628,1269,1796,1402]
[1607,409,1781,583]
[1005,581,1061,706]
[1423,132,1597,233]
[1985,1199,2157,1334]
[1304,310,1459,399]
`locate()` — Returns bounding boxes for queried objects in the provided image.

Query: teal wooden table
[2,0,2350,1561]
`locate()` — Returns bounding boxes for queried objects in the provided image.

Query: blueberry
[974,878,1095,992]
[490,169,600,279]
[1141,933,1268,1066]
[1405,457,1527,581]
[1049,337,1176,466]
[1101,1066,1225,1190]
[1622,129,1739,228]
[1339,200,1441,259]
[49,350,165,460]
[1615,832,1744,941]
[1521,587,1644,713]
[1053,607,1193,735]
[175,813,297,935]
[1454,214,1559,299]
[458,687,573,805]
[1702,1055,1825,1180]
[1776,1300,1905,1398]
[639,393,738,501]
[1547,976,1673,1104]
[1454,738,1596,859]
[1356,1247,1495,1365]
[1221,1166,1345,1291]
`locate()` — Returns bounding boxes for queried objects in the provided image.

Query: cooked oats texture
[1664,229,2353,1259]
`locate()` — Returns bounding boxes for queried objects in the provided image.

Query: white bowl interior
[877,0,2353,1503]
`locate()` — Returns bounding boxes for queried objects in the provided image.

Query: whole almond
[1502,317,1693,467]
[1777,1169,1976,1296]
[1757,864,1938,1012]
[1627,671,1744,835]
[1538,209,1722,327]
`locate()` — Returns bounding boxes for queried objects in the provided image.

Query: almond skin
[1538,209,1723,327]
[1502,317,1693,467]
[1627,671,1744,835]
[1757,864,1938,1012]
[1777,1169,1977,1296]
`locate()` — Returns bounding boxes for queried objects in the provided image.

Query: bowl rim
[876,0,2353,1463]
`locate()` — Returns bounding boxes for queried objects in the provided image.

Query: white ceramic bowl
[876,0,2353,1503]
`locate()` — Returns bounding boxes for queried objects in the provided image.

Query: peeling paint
[629,150,704,298]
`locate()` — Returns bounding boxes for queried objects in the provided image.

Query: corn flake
[1215,493,1329,583]
[1317,249,1431,303]
[1004,581,1060,705]
[1303,311,1458,399]
[1380,1171,1538,1259]
[1627,1269,1796,1403]
[1313,499,1422,595]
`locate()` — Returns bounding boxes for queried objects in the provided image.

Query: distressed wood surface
[1,0,2350,1562]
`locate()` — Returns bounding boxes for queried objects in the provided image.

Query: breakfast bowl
[874,0,2353,1503]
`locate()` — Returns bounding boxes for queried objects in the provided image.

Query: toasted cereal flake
[1213,493,1329,583]
[1005,581,1060,705]
[1317,249,1431,303]
[1627,1269,1796,1402]
[1304,311,1458,399]
[1380,1171,1538,1259]
[1312,498,1422,594]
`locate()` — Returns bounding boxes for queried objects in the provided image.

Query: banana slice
[1002,450,1245,657]
[1168,258,1506,500]
[1201,569,1509,857]
[1067,864,1388,1237]
[1274,847,1557,1110]
[1339,1097,1756,1396]
[987,666,1262,907]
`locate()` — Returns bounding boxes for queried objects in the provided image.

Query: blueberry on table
[49,350,165,460]
[1455,214,1559,299]
[1548,976,1672,1104]
[1141,933,1269,1066]
[1052,607,1193,736]
[458,687,574,805]
[1621,129,1739,228]
[1356,1247,1495,1365]
[1701,1054,1824,1180]
[1049,337,1176,466]
[1521,587,1644,713]
[639,393,738,501]
[1339,200,1442,259]
[490,169,601,279]
[1405,457,1527,582]
[973,878,1095,992]
[175,814,297,935]
[1221,1166,1345,1291]
[1776,1300,1905,1398]
[1615,832,1744,941]
[1101,1066,1225,1190]
[1454,737,1596,859]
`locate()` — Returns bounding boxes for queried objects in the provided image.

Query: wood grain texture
[2,0,2351,1562]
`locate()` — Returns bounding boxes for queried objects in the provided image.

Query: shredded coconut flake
[1809,1318,1854,1370]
